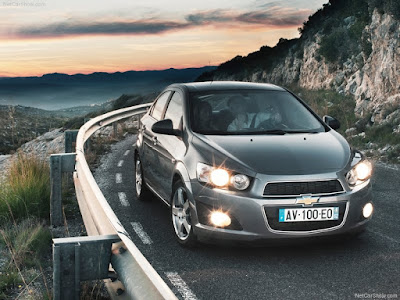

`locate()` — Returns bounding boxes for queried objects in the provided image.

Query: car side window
[151,91,171,120]
[164,92,183,130]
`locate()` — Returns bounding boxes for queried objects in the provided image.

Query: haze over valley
[0,67,215,110]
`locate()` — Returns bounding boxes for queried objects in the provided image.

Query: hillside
[0,92,155,155]
[0,105,67,154]
[198,0,400,128]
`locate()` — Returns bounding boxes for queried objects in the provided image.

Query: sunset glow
[0,0,327,77]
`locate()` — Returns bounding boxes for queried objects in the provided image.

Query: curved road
[94,135,400,300]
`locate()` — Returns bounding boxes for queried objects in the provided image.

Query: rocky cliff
[260,10,400,125]
[201,2,400,130]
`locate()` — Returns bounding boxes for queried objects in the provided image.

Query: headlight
[210,169,230,187]
[230,174,250,190]
[346,160,372,186]
[197,163,250,190]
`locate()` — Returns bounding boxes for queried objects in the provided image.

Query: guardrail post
[113,122,118,137]
[50,153,76,227]
[50,155,62,226]
[84,118,92,150]
[52,235,120,300]
[65,130,79,153]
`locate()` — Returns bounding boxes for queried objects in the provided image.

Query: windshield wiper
[284,130,320,134]
[253,129,321,135]
[254,129,288,135]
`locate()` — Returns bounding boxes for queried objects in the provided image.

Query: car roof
[168,81,286,92]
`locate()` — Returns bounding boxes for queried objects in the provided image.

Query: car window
[189,90,325,135]
[151,91,171,120]
[164,92,183,130]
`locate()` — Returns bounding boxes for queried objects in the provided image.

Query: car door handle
[152,136,158,145]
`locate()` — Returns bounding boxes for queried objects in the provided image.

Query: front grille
[264,202,347,232]
[263,180,344,197]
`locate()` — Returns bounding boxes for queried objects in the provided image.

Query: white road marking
[368,228,400,244]
[118,192,130,207]
[130,222,153,245]
[116,173,122,184]
[117,160,124,167]
[165,272,198,300]
[124,150,130,156]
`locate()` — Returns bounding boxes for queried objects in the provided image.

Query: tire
[135,154,150,201]
[171,181,197,247]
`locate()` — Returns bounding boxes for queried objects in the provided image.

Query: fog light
[210,211,231,227]
[363,203,373,218]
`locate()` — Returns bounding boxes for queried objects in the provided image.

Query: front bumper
[189,179,373,242]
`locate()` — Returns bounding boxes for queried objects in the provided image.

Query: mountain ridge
[0,67,216,83]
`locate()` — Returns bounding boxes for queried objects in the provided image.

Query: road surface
[94,135,400,300]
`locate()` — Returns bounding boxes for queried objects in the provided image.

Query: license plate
[279,207,339,222]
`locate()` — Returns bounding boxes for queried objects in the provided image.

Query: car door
[141,91,172,191]
[151,91,185,202]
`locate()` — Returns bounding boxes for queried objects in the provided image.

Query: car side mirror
[152,119,181,136]
[323,115,340,130]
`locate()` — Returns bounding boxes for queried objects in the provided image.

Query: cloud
[186,7,312,27]
[14,19,191,38]
[7,6,312,39]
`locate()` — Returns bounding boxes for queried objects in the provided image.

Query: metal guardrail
[51,103,178,300]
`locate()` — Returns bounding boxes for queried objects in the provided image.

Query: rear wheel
[171,181,197,247]
[135,154,150,201]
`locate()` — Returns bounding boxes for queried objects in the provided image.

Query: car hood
[193,131,350,175]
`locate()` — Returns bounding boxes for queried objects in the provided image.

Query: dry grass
[0,153,52,299]
[0,152,50,223]
[0,219,51,299]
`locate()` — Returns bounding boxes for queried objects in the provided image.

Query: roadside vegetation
[0,153,52,299]
[289,86,400,164]
[0,106,66,155]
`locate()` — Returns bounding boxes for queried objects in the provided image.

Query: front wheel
[171,181,197,247]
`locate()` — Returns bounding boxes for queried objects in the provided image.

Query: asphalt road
[94,135,400,300]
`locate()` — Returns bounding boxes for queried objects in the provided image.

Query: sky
[0,0,327,77]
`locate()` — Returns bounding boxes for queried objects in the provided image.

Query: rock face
[0,128,65,181]
[214,10,400,126]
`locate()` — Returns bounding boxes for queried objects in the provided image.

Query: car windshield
[189,90,326,135]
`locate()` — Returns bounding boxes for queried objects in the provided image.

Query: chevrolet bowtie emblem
[296,195,319,206]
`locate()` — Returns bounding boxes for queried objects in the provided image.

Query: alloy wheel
[172,186,192,240]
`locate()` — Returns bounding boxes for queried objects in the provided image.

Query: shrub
[287,86,358,134]
[0,153,50,223]
[364,123,400,144]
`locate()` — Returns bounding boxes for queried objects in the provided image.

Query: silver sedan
[135,81,373,246]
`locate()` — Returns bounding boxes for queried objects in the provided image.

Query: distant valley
[0,66,215,110]
[0,66,215,154]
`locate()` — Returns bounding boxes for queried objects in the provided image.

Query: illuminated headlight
[210,169,230,187]
[346,160,372,186]
[363,203,374,218]
[197,163,250,190]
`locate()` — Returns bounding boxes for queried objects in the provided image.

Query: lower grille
[263,180,344,197]
[264,202,347,232]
